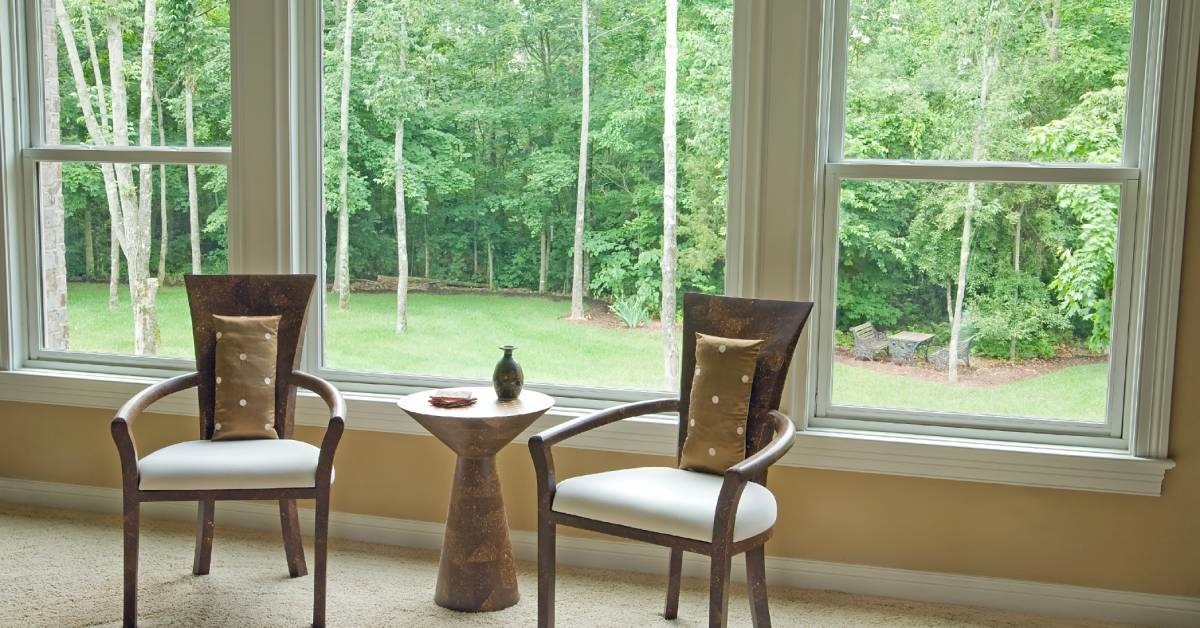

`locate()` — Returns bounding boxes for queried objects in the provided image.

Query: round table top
[396,386,555,421]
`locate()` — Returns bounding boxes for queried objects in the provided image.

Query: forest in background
[40,0,1133,401]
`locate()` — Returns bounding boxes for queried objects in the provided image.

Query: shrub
[609,294,651,329]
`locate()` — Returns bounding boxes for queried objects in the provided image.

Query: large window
[27,0,230,362]
[812,0,1150,442]
[317,0,733,393]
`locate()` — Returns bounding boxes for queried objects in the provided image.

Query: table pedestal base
[434,455,519,612]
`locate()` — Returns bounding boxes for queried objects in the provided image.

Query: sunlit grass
[65,282,1108,420]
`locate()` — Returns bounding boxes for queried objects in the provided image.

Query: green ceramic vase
[492,345,524,400]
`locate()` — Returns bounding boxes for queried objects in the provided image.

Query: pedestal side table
[396,387,555,612]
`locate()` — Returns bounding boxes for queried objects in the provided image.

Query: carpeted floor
[0,503,1119,627]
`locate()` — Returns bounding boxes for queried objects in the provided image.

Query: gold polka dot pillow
[211,315,281,441]
[680,333,763,474]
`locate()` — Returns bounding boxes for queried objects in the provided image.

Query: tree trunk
[82,4,109,130]
[55,0,124,310]
[487,240,495,291]
[538,226,548,293]
[661,0,680,388]
[394,121,408,333]
[948,9,999,383]
[185,80,201,274]
[131,0,160,354]
[1010,209,1022,362]
[83,204,95,279]
[567,0,590,320]
[110,226,120,309]
[333,0,356,311]
[155,89,167,283]
[1041,0,1061,63]
[423,218,430,277]
[99,1,159,355]
[41,0,68,350]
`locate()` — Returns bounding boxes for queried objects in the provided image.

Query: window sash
[299,0,751,404]
[825,0,1152,169]
[808,0,1158,443]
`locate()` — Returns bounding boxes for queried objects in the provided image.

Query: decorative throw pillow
[680,333,763,474]
[211,314,281,441]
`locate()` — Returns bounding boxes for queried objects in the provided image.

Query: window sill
[0,368,1174,496]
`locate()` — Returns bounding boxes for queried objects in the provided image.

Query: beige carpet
[0,503,1118,627]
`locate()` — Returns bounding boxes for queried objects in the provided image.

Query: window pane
[41,0,230,146]
[38,161,228,358]
[319,1,732,390]
[831,179,1116,422]
[843,0,1132,164]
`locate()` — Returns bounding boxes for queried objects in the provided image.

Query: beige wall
[1,1,1197,601]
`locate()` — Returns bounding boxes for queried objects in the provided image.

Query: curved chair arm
[726,410,796,483]
[111,372,202,482]
[290,370,347,488]
[528,398,679,503]
[712,410,796,545]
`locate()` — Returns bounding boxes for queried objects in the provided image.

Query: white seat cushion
[138,439,332,491]
[552,467,776,542]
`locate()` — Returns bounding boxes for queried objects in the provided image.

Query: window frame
[12,0,233,373]
[0,0,1189,496]
[806,0,1194,452]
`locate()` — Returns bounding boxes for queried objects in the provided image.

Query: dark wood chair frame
[111,275,346,628]
[529,293,813,628]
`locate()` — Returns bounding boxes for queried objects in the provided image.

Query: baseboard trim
[0,476,1196,626]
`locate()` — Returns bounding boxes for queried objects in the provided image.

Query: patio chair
[931,334,976,370]
[850,322,889,361]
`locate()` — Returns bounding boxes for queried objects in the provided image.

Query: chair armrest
[289,370,346,487]
[726,410,796,483]
[528,398,680,504]
[532,397,679,447]
[711,410,796,544]
[111,372,201,482]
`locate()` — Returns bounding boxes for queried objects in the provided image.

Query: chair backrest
[677,293,813,460]
[959,334,976,357]
[850,322,876,340]
[185,274,317,439]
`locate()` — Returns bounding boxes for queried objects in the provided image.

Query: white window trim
[804,0,1199,458]
[0,0,1187,496]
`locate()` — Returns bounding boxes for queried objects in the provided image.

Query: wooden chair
[529,293,812,628]
[110,275,346,627]
[850,321,889,361]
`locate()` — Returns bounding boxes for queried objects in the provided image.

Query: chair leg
[313,494,330,628]
[192,499,215,575]
[537,512,556,628]
[122,495,139,628]
[279,499,308,578]
[708,546,732,628]
[746,546,771,628]
[664,547,683,619]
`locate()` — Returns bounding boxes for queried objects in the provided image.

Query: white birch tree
[41,0,68,350]
[661,0,679,387]
[948,0,1001,383]
[567,0,590,321]
[332,0,357,311]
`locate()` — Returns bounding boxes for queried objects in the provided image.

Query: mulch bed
[835,347,1107,387]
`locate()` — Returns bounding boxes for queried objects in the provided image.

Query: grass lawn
[831,360,1108,421]
[65,282,1106,419]
[66,282,668,390]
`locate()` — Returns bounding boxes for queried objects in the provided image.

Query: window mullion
[24,146,232,166]
[827,160,1139,184]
